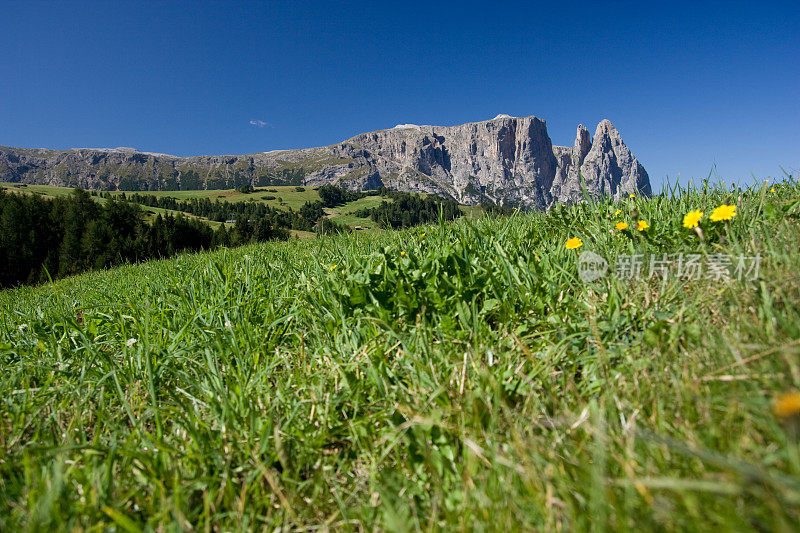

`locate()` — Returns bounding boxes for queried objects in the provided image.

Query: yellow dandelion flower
[565,237,583,249]
[329,264,337,271]
[615,222,628,231]
[770,187,776,193]
[637,220,649,231]
[772,391,800,418]
[683,210,703,229]
[401,251,406,256]
[629,193,635,199]
[614,209,622,216]
[421,233,426,237]
[709,204,737,222]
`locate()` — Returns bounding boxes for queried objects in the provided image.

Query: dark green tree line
[355,189,463,229]
[0,188,287,288]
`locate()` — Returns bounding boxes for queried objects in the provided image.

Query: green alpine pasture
[1,179,800,530]
[0,182,323,210]
[0,183,386,231]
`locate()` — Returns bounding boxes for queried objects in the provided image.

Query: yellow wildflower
[683,210,703,229]
[401,251,406,256]
[637,220,649,231]
[709,204,737,222]
[615,222,628,231]
[629,193,635,199]
[565,237,583,249]
[329,264,337,271]
[421,233,426,237]
[770,187,776,193]
[614,209,622,216]
[772,391,800,418]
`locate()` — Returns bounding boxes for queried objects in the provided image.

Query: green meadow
[0,182,322,209]
[1,179,800,530]
[0,183,395,232]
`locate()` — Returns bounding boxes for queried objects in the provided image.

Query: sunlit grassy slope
[1,180,800,530]
[0,182,323,209]
[0,183,399,232]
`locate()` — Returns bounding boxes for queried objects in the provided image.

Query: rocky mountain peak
[574,125,592,163]
[0,114,650,209]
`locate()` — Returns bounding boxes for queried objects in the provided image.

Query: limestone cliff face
[0,115,650,208]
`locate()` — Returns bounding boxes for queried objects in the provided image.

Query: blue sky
[2,0,798,190]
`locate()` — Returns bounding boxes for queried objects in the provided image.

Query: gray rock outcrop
[0,115,651,208]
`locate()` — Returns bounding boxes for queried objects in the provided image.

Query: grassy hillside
[0,183,402,233]
[0,182,321,207]
[1,180,800,530]
[0,183,243,229]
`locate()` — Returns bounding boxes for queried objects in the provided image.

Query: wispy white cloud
[249,119,269,128]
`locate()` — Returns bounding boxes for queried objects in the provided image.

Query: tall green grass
[1,179,799,530]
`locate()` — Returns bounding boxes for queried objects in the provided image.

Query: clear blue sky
[2,0,798,190]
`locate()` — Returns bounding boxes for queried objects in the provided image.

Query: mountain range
[0,115,651,208]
